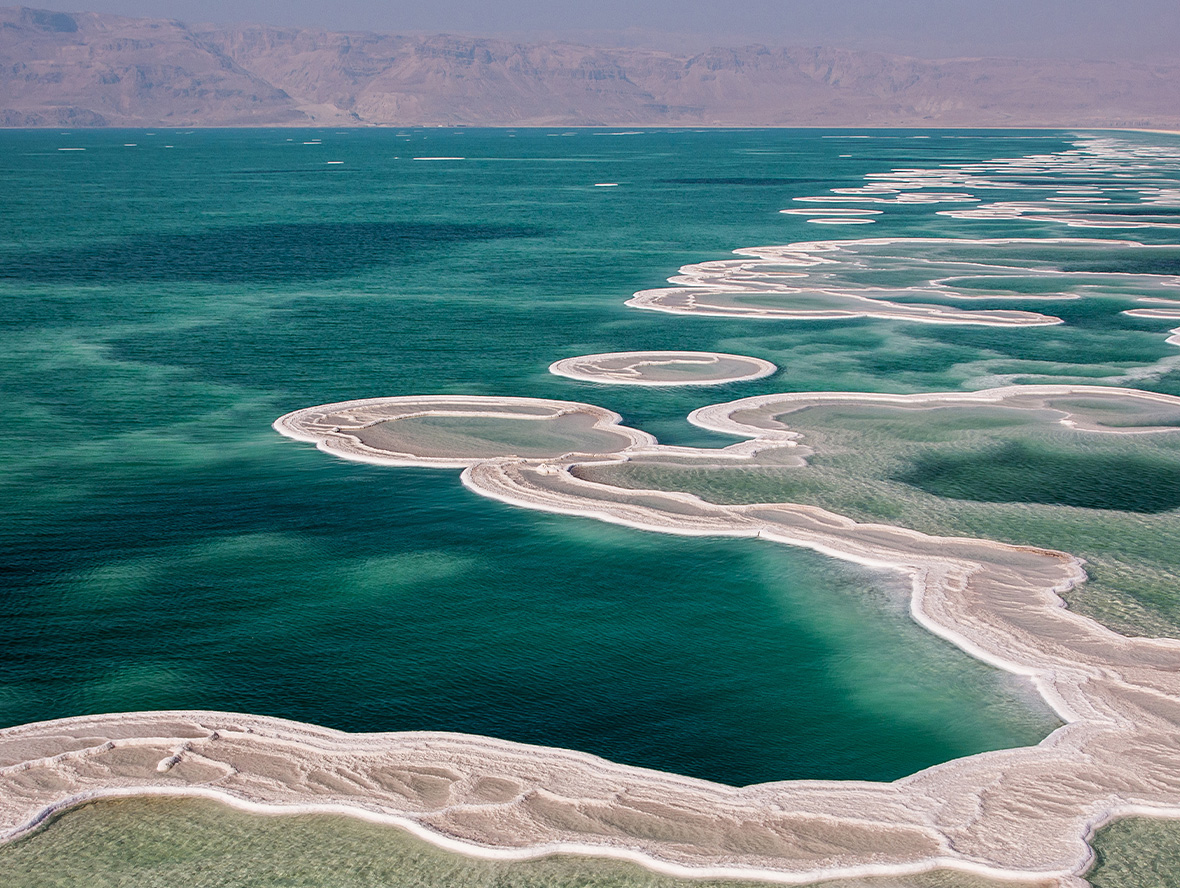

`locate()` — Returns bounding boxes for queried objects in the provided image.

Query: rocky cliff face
[2,6,1177,128]
[0,7,306,125]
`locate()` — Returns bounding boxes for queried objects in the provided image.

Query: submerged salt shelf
[5,384,1180,887]
[548,351,777,386]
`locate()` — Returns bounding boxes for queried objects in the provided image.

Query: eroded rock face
[0,8,309,127]
[2,7,1180,128]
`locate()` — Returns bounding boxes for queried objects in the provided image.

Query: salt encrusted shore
[549,351,777,386]
[5,384,1180,886]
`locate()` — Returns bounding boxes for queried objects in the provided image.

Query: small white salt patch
[156,754,179,772]
[781,208,881,215]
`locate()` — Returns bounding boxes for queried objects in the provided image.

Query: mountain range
[2,5,1178,128]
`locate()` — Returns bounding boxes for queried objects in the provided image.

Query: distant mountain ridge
[2,5,1178,128]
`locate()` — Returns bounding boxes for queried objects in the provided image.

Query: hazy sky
[32,0,1180,60]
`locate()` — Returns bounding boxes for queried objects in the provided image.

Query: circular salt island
[274,395,654,468]
[549,351,777,386]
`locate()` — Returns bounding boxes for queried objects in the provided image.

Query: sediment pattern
[5,385,1180,887]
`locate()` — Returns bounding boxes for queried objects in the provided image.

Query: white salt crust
[548,351,777,386]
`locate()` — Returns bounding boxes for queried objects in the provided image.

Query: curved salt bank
[6,384,1180,886]
[273,395,655,468]
[689,384,1180,437]
[549,351,777,386]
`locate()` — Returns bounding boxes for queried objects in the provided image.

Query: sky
[28,0,1180,61]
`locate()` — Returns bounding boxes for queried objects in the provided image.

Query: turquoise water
[3,128,1179,794]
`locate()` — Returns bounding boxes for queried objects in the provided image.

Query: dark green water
[896,440,1180,513]
[3,127,1179,793]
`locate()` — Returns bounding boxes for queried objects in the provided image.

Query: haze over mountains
[2,5,1178,128]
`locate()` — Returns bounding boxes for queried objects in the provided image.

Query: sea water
[1,127,1178,879]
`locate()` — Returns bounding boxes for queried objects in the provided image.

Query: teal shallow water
[3,128,1180,795]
